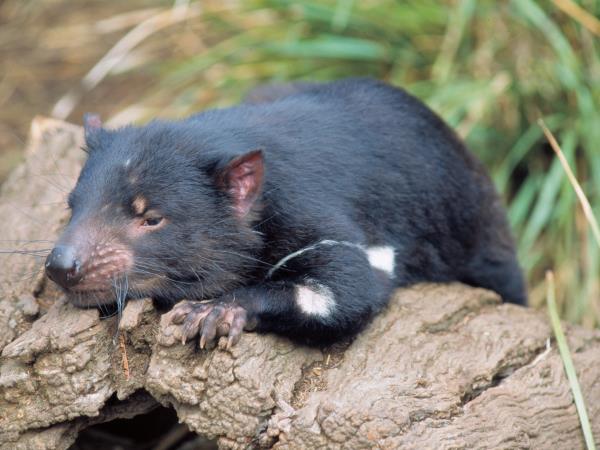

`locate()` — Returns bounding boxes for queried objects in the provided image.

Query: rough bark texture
[1,118,599,449]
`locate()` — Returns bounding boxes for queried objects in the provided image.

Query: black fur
[55,78,526,345]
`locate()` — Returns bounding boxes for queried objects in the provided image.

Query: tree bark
[0,118,599,449]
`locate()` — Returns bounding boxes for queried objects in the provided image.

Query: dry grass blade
[553,0,600,36]
[94,8,163,34]
[119,332,130,381]
[51,2,203,120]
[546,271,596,450]
[539,119,600,249]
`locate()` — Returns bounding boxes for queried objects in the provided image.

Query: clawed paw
[162,300,249,349]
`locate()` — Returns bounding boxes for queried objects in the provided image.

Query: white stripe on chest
[268,240,396,281]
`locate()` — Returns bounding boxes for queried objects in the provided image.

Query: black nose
[45,245,82,289]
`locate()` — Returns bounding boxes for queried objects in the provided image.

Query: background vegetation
[1,0,599,326]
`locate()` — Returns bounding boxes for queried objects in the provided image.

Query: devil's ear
[83,113,102,138]
[82,113,111,153]
[217,150,264,218]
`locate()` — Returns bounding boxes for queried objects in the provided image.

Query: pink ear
[83,113,102,136]
[220,150,264,218]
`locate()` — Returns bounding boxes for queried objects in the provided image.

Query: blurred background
[1,0,599,326]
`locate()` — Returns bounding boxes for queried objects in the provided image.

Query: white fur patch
[295,282,335,317]
[366,246,395,277]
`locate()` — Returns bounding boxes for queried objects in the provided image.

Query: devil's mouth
[63,281,153,307]
[68,286,112,293]
[64,287,121,307]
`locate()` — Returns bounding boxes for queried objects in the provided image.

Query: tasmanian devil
[44,78,526,348]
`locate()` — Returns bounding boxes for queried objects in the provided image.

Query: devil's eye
[142,216,163,227]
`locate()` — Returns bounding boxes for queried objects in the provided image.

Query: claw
[181,305,211,344]
[226,336,235,351]
[230,309,247,338]
[162,300,250,349]
[200,307,222,349]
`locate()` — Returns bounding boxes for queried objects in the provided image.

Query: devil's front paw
[161,300,251,349]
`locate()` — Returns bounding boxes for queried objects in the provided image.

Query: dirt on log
[1,118,599,450]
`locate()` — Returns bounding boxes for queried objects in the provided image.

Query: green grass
[542,121,598,449]
[547,271,596,450]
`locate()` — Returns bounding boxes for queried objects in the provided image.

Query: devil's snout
[45,244,83,289]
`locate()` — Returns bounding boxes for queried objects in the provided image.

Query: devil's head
[45,114,264,308]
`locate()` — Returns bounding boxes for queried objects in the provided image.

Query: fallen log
[0,118,598,449]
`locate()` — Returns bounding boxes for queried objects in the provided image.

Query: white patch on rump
[366,246,395,277]
[295,282,335,317]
